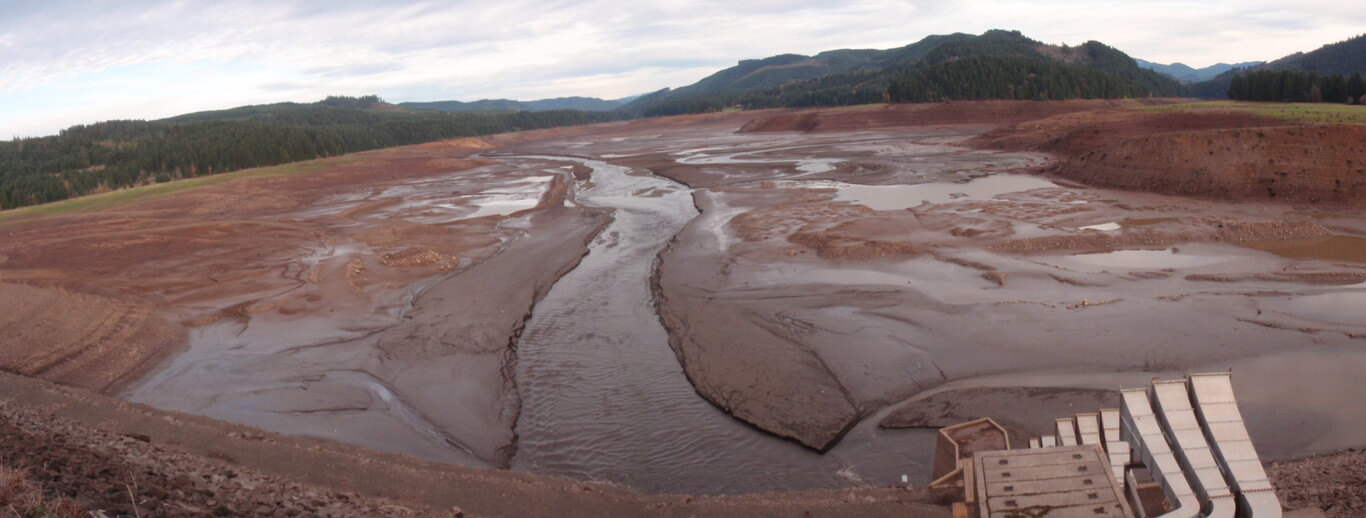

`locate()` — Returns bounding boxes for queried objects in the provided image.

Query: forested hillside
[622,30,1183,116]
[1135,59,1264,83]
[0,96,619,209]
[1228,70,1365,103]
[888,56,1167,102]
[1190,34,1366,98]
[400,96,627,113]
[13,31,1360,210]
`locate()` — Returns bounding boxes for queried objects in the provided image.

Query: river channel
[503,156,935,494]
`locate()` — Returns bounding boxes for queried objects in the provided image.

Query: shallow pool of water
[678,151,841,177]
[1065,248,1228,270]
[460,196,540,219]
[1242,235,1366,264]
[1121,217,1180,227]
[508,157,938,495]
[750,257,1002,304]
[1283,288,1366,324]
[819,174,1057,210]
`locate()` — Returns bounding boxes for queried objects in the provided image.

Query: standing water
[507,157,929,494]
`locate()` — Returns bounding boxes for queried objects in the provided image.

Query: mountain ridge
[1189,34,1366,97]
[623,30,1184,116]
[1135,59,1265,83]
[399,96,631,113]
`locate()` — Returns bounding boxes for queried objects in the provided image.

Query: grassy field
[0,159,332,226]
[1137,101,1366,124]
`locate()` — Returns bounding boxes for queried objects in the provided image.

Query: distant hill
[623,30,1184,116]
[0,96,620,209]
[1135,59,1264,83]
[400,96,629,113]
[1189,34,1366,98]
[1264,34,1366,75]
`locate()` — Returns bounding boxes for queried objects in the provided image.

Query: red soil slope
[973,109,1365,204]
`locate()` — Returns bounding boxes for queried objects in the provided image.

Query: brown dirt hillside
[0,282,181,394]
[973,109,1366,204]
[0,124,621,398]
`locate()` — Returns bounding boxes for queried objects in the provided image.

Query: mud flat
[509,104,1364,491]
[0,369,955,517]
[0,101,1363,505]
[502,155,948,494]
[0,133,614,469]
[127,165,610,468]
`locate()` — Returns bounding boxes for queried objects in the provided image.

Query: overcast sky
[2,0,1361,138]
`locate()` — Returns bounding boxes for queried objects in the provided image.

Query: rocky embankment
[0,370,951,517]
[3,368,1353,516]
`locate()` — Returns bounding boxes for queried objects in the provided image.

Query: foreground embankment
[0,370,950,517]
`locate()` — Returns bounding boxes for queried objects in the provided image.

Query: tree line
[0,99,620,209]
[887,55,1173,102]
[631,70,889,117]
[624,33,1183,117]
[1228,70,1366,103]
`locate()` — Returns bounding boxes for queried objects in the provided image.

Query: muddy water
[117,122,1366,497]
[674,144,842,177]
[820,174,1058,209]
[1242,235,1366,264]
[125,163,609,470]
[1063,247,1231,271]
[506,156,935,494]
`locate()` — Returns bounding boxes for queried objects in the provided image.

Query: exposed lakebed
[123,119,1366,496]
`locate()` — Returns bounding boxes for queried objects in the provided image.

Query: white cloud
[0,0,1362,137]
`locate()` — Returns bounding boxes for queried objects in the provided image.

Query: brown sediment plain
[0,127,613,469]
[496,102,1363,495]
[0,370,953,517]
[627,105,1365,457]
[0,282,181,394]
[0,101,1363,512]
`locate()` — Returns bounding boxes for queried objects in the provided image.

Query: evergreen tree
[886,55,1164,103]
[1228,74,1246,99]
[0,98,622,209]
[1228,70,1365,103]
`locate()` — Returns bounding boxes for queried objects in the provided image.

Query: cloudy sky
[1,0,1361,138]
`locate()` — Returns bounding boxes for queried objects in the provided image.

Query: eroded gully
[501,155,935,495]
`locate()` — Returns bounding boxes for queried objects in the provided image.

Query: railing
[1024,373,1281,517]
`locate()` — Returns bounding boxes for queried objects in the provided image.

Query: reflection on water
[1242,235,1366,264]
[1080,222,1121,231]
[751,257,1002,304]
[676,147,841,177]
[509,157,936,495]
[1284,289,1366,324]
[1079,218,1182,232]
[823,174,1058,210]
[458,175,553,219]
[1065,248,1228,270]
[1121,217,1180,227]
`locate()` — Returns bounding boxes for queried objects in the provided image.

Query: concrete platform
[973,445,1132,518]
